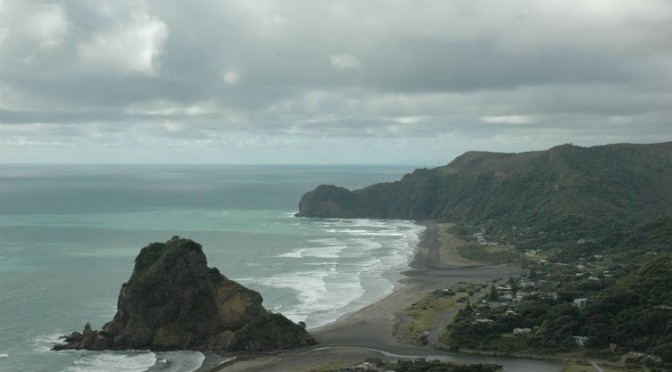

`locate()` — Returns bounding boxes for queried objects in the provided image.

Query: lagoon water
[0,164,422,372]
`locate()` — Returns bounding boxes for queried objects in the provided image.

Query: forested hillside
[298,142,672,241]
[443,217,672,364]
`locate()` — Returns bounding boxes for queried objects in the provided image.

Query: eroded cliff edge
[53,236,316,352]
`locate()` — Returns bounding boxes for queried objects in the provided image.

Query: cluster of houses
[463,257,631,345]
[338,361,381,372]
[472,232,499,246]
[482,279,558,308]
[337,358,428,372]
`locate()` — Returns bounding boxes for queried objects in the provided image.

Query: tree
[489,284,499,300]
[464,297,473,313]
[529,268,538,280]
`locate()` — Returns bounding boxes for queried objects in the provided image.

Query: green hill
[571,254,672,358]
[553,216,672,262]
[298,142,672,240]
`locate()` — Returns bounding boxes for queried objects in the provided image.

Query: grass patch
[562,360,637,372]
[304,360,362,372]
[562,361,596,372]
[457,244,522,264]
[481,333,529,352]
[394,284,481,345]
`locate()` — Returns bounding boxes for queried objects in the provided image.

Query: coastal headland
[216,143,672,370]
[212,222,562,371]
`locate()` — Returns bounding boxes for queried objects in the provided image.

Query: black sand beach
[210,223,564,371]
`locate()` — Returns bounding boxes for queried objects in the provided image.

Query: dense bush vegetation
[443,219,672,365]
[299,142,672,247]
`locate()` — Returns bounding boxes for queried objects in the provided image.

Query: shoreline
[210,221,561,371]
[309,221,522,349]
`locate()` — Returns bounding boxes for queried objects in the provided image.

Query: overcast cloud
[1,0,671,164]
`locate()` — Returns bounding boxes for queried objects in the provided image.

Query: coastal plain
[213,222,551,372]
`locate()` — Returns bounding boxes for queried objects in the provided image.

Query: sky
[1,0,671,165]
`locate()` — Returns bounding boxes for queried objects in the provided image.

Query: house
[542,292,558,300]
[519,280,535,288]
[339,362,376,372]
[499,293,513,301]
[474,318,494,324]
[473,232,488,245]
[573,336,589,347]
[573,298,588,308]
[513,328,532,336]
[441,288,455,296]
[515,291,530,301]
[626,352,663,364]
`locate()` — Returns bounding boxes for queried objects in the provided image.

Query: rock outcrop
[53,237,316,352]
[297,184,361,218]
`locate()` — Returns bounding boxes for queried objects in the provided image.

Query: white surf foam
[245,268,365,328]
[306,237,339,244]
[242,219,425,329]
[34,331,67,353]
[304,219,424,327]
[0,353,8,358]
[304,261,338,266]
[348,238,382,250]
[66,351,157,372]
[303,245,348,258]
[154,351,205,372]
[278,248,306,258]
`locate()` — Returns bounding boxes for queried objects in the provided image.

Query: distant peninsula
[298,142,672,242]
[53,236,316,353]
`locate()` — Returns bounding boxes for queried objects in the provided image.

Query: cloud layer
[1,0,671,164]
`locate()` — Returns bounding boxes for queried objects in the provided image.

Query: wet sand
[211,221,530,371]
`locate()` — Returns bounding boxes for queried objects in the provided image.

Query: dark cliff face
[297,185,360,218]
[297,142,672,237]
[53,237,316,352]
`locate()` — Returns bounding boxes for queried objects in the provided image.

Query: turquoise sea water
[0,165,421,371]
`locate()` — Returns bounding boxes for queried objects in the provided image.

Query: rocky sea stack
[53,236,316,352]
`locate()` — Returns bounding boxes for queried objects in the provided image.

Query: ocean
[0,164,423,372]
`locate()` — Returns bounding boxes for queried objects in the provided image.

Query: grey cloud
[0,0,671,163]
